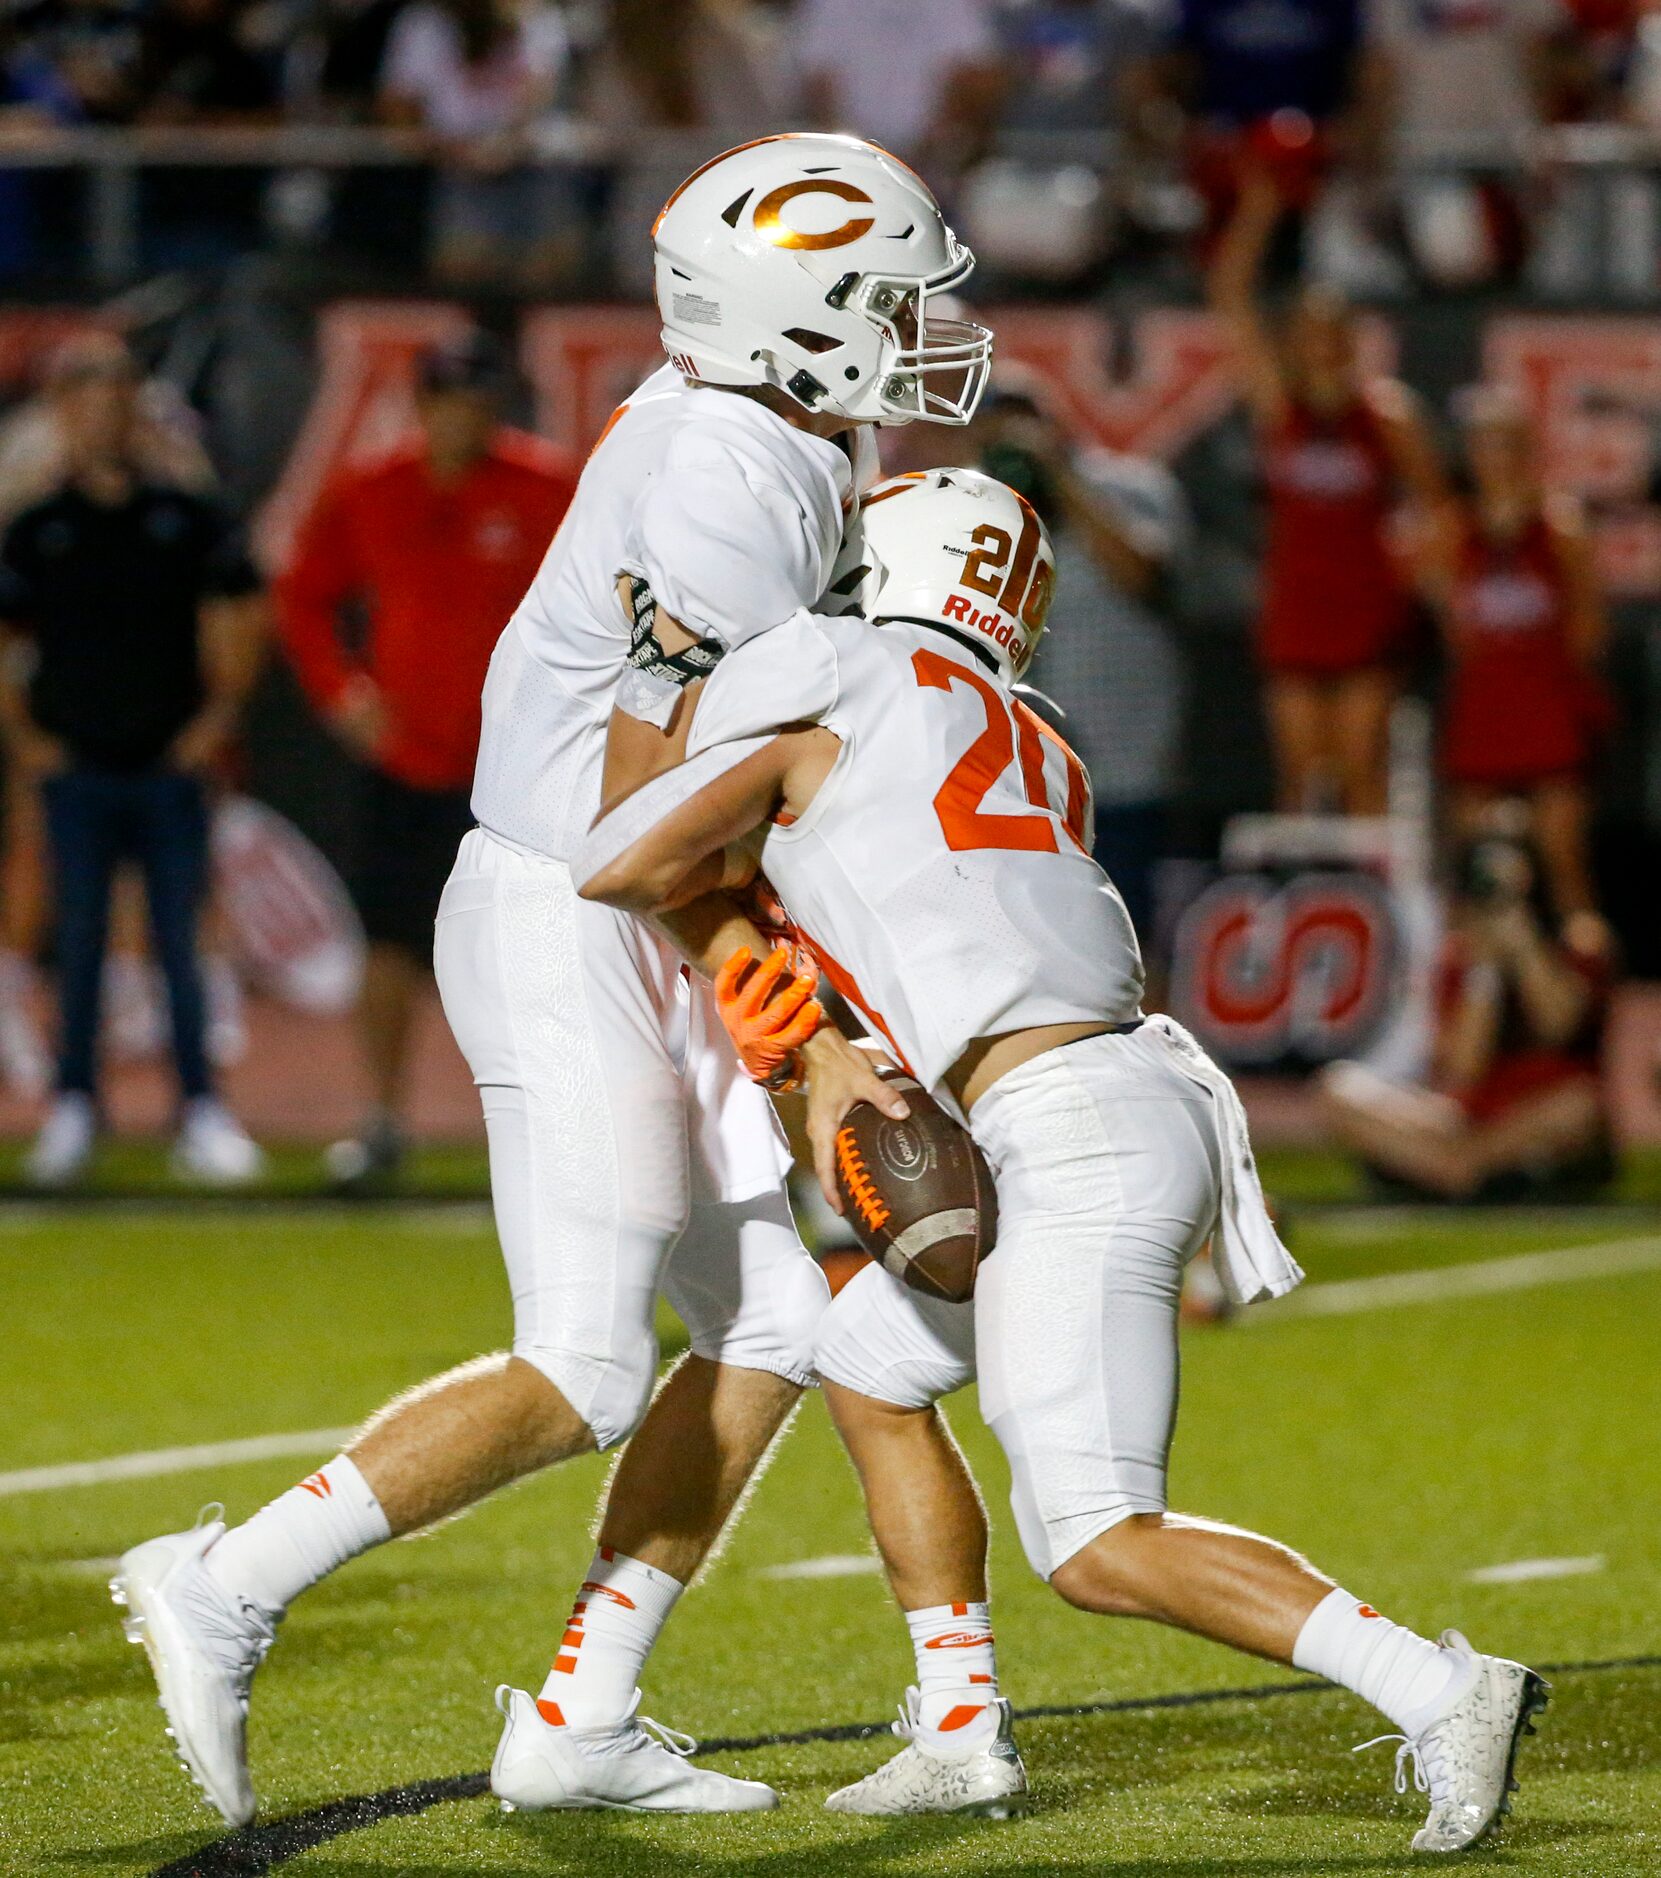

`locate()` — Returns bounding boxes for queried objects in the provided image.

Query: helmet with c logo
[653,134,992,427]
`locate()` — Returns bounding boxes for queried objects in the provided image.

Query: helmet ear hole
[782,328,841,354]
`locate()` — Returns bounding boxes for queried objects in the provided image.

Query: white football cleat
[1356,1630,1549,1855]
[173,1098,265,1186]
[26,1092,98,1187]
[491,1686,779,1814]
[824,1687,1029,1817]
[111,1512,278,1828]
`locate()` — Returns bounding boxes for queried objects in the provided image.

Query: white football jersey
[472,364,879,862]
[688,611,1146,1095]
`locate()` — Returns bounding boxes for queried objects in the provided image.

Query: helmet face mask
[851,258,991,425]
[830,468,1056,683]
[653,134,992,427]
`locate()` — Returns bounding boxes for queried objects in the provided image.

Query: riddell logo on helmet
[943,592,1020,655]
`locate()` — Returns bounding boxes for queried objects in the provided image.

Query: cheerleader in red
[1421,388,1611,923]
[1211,172,1447,815]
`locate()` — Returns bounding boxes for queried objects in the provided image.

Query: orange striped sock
[534,1546,683,1728]
[905,1600,999,1742]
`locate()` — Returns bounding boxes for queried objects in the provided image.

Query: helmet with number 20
[653,134,992,427]
[832,469,1056,684]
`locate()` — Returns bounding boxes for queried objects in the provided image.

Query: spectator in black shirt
[0,337,267,1187]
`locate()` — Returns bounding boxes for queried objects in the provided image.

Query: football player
[577,469,1548,1851]
[111,136,991,1826]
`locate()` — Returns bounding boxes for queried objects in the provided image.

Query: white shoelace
[890,1687,924,1744]
[635,1717,697,1758]
[182,1504,278,1686]
[1353,1731,1451,1802]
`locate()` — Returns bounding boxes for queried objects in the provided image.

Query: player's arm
[579,726,908,1198]
[582,736,793,914]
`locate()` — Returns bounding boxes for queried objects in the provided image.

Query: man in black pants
[0,339,266,1185]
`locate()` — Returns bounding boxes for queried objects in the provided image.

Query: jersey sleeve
[632,424,845,653]
[686,611,841,758]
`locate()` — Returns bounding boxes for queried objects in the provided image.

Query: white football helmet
[653,134,992,427]
[829,469,1056,682]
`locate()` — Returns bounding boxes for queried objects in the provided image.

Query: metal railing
[5,119,1661,297]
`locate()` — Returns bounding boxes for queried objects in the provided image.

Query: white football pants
[814,1026,1222,1578]
[435,827,828,1450]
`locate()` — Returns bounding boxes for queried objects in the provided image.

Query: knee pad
[813,1261,976,1408]
[665,1191,829,1388]
[512,1326,659,1453]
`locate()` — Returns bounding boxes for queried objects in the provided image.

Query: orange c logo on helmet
[753,179,875,251]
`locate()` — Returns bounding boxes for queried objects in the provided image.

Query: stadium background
[4,6,1661,1875]
[6,118,1661,1162]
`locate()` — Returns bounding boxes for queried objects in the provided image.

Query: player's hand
[714,945,823,1089]
[800,1028,910,1213]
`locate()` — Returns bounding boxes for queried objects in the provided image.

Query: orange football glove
[715,945,823,1091]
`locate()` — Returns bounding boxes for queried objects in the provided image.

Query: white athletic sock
[535,1547,683,1728]
[1293,1588,1461,1737]
[906,1601,1000,1745]
[205,1455,391,1615]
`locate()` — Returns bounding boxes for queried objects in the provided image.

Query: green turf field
[3,1200,1659,1876]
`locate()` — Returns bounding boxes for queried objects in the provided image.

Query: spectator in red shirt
[278,330,577,1186]
[1412,385,1611,926]
[1319,814,1614,1202]
[1210,168,1447,815]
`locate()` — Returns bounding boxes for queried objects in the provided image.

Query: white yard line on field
[1246,1233,1661,1324]
[0,1427,355,1498]
[758,1554,885,1580]
[1467,1554,1606,1585]
[5,1234,1659,1501]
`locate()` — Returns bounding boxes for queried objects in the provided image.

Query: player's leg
[812,1262,1026,1816]
[113,832,689,1823]
[512,1005,830,1744]
[1330,666,1396,817]
[469,874,780,1812]
[979,1032,1546,1852]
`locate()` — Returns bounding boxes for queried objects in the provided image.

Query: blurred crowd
[0,1,1648,1199]
[6,0,1661,285]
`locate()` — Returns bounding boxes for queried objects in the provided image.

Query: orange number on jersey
[914,649,1059,854]
[1013,696,1091,853]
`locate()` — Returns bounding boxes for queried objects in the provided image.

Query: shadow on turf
[68,1656,1657,1878]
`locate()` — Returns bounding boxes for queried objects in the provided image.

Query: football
[833,1066,998,1303]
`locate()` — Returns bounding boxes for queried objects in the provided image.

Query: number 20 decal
[913,649,1089,855]
[957,502,1053,631]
